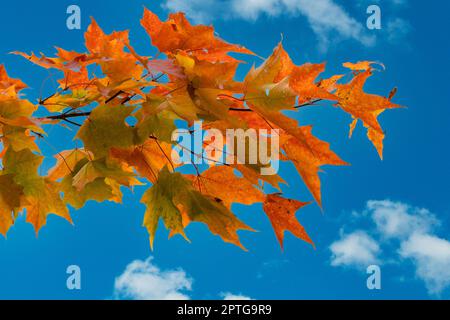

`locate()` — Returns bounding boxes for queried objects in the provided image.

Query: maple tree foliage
[0,9,401,250]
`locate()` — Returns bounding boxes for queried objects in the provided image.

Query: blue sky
[1,0,450,300]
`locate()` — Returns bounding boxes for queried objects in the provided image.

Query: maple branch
[228,107,253,112]
[62,118,82,127]
[44,111,91,120]
[39,71,164,123]
[39,95,323,130]
[175,143,231,167]
[217,94,244,102]
[31,130,44,138]
[294,99,323,108]
[106,73,165,105]
[228,99,322,112]
[105,90,125,104]
[38,81,97,105]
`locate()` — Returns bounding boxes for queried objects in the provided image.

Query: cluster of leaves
[0,9,400,250]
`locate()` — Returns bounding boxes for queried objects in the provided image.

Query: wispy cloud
[164,0,222,25]
[356,0,408,7]
[279,0,375,49]
[368,200,438,239]
[163,0,375,50]
[113,257,252,300]
[386,18,412,43]
[330,200,450,296]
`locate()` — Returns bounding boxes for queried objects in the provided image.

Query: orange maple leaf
[263,194,314,249]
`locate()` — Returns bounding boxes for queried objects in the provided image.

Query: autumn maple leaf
[0,8,402,251]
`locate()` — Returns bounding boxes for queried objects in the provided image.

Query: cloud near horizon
[114,257,192,300]
[221,292,253,300]
[113,257,252,300]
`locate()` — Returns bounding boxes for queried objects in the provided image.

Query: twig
[62,118,82,127]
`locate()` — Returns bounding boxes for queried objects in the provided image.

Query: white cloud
[113,257,253,300]
[368,200,438,239]
[221,292,253,300]
[386,18,412,43]
[280,0,374,49]
[331,200,450,296]
[114,257,192,300]
[330,231,381,269]
[164,0,374,49]
[399,233,450,295]
[231,0,282,20]
[357,0,407,7]
[164,0,222,24]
